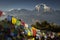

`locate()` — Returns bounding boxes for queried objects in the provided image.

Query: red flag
[33,29,36,37]
[32,27,36,37]
[21,21,25,26]
[0,11,3,17]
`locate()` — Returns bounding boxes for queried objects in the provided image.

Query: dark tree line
[31,21,60,32]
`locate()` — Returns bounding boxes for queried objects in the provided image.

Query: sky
[0,0,60,11]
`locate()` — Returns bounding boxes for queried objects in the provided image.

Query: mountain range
[0,4,60,25]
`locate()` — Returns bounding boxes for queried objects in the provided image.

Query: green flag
[16,20,21,26]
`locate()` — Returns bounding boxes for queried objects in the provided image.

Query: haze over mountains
[0,4,60,25]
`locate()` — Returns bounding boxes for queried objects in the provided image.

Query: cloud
[42,4,51,12]
[8,8,14,11]
[35,4,40,12]
[8,8,21,11]
[35,3,51,12]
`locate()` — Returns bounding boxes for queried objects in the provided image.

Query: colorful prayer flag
[12,17,17,24]
[32,27,36,37]
[7,15,12,21]
[16,20,21,26]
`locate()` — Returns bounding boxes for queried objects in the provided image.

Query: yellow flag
[12,17,17,24]
[28,30,31,36]
[32,38,35,40]
[32,27,36,30]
